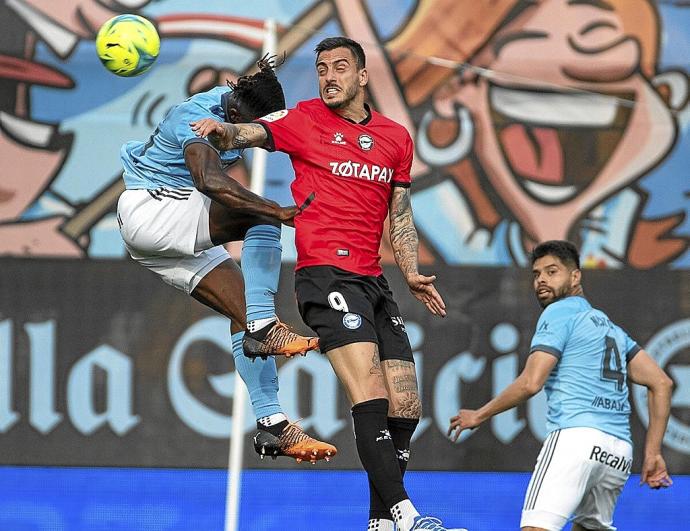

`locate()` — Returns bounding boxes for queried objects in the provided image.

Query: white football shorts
[520,426,632,531]
[117,187,230,294]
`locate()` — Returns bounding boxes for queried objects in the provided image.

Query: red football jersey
[257,98,413,276]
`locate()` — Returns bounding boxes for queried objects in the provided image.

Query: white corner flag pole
[224,18,278,531]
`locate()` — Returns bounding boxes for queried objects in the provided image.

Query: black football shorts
[295,265,413,361]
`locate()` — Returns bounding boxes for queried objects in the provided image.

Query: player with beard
[449,240,673,531]
[191,38,465,531]
[117,55,336,463]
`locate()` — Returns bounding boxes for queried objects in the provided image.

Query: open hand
[640,454,673,489]
[407,273,446,317]
[447,409,482,442]
[190,118,228,148]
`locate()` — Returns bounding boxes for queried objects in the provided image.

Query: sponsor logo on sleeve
[260,109,288,122]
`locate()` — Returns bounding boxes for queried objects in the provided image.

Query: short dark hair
[314,37,366,69]
[228,53,286,118]
[530,240,580,270]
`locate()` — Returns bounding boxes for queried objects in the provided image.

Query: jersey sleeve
[529,303,573,359]
[255,106,310,156]
[172,103,219,152]
[392,129,413,187]
[620,329,641,362]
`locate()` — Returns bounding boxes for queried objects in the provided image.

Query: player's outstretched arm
[190,119,268,150]
[185,142,297,225]
[389,185,446,317]
[448,351,556,441]
[627,349,674,489]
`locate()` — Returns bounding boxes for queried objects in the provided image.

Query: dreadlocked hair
[227,53,286,117]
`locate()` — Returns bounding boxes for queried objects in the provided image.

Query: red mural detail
[628,215,689,269]
[500,125,564,185]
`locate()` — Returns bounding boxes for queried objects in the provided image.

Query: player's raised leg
[207,204,319,359]
[191,257,335,463]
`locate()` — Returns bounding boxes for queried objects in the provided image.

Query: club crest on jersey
[260,109,288,122]
[358,134,374,151]
[331,132,346,145]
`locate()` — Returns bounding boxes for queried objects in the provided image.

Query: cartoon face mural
[0,0,151,256]
[1,0,688,269]
[390,0,690,268]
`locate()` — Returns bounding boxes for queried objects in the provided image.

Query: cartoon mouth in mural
[0,51,74,221]
[490,84,632,204]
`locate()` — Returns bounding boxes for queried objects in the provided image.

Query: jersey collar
[218,90,232,121]
[323,99,372,126]
[345,103,372,125]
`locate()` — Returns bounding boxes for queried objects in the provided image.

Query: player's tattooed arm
[228,123,267,149]
[389,186,419,279]
[190,119,268,150]
[389,185,447,317]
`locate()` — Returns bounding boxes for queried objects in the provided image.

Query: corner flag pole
[224,18,277,531]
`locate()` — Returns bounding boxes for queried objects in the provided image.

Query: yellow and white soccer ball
[95,14,160,77]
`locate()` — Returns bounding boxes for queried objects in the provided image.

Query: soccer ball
[95,14,160,77]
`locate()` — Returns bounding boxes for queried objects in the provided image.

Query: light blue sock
[242,224,282,323]
[231,331,281,419]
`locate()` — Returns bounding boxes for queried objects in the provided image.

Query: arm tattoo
[389,187,419,279]
[232,134,250,149]
[230,123,266,149]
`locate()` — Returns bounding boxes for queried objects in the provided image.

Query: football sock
[388,416,418,475]
[257,412,288,427]
[369,416,419,520]
[247,317,276,335]
[390,499,420,531]
[257,413,288,437]
[242,224,281,323]
[352,399,408,510]
[368,519,395,531]
[231,331,281,419]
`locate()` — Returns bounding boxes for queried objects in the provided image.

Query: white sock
[368,518,395,530]
[257,412,287,427]
[247,317,276,333]
[390,499,420,531]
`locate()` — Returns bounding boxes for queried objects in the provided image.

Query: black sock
[256,419,287,437]
[388,416,418,475]
[352,399,408,511]
[369,416,419,520]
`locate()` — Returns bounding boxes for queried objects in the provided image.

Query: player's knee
[367,380,389,401]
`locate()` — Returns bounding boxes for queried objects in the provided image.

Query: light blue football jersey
[530,296,640,443]
[121,86,242,190]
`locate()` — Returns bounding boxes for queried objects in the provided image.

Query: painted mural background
[2,0,688,268]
